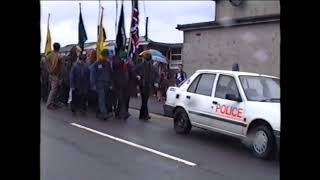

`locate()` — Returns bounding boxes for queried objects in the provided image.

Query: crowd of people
[40,42,188,121]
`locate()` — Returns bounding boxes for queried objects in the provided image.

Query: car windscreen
[239,75,280,102]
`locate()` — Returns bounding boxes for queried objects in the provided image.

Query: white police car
[164,70,280,159]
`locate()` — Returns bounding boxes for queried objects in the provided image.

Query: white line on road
[70,123,197,167]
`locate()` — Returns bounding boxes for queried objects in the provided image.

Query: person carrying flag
[90,49,114,120]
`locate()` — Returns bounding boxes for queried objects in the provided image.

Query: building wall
[182,22,280,77]
[216,0,280,20]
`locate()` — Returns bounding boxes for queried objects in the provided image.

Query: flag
[127,0,139,62]
[115,4,126,55]
[44,14,52,56]
[97,25,106,41]
[96,7,106,61]
[78,3,88,52]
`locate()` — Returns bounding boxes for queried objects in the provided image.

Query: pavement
[41,103,279,180]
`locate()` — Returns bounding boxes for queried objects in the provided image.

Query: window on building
[171,48,181,54]
[170,48,182,61]
[171,55,182,61]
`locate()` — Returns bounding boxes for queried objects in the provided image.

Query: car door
[210,74,247,136]
[184,73,217,126]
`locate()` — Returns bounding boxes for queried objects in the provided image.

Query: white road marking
[70,123,197,167]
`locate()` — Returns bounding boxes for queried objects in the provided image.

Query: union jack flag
[128,0,139,62]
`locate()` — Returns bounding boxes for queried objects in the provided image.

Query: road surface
[41,104,279,180]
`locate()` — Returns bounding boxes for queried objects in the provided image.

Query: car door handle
[212,101,218,104]
[186,95,191,99]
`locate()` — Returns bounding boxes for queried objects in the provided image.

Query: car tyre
[250,125,276,160]
[174,108,192,134]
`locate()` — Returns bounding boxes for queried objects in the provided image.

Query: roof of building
[60,36,182,52]
[60,36,149,52]
[176,14,280,31]
[148,40,182,48]
[195,69,279,79]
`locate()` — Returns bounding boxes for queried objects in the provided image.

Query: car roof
[195,69,279,79]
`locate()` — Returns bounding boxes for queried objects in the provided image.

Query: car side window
[215,75,240,99]
[187,75,201,93]
[194,74,216,96]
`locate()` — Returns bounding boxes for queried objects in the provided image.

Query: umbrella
[139,49,168,64]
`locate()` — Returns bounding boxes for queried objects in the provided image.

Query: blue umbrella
[139,49,168,64]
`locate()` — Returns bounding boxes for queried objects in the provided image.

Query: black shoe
[97,113,107,120]
[106,113,113,119]
[139,116,150,121]
[71,110,77,116]
[124,113,130,120]
[80,110,87,116]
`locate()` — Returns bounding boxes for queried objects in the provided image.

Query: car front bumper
[163,104,175,118]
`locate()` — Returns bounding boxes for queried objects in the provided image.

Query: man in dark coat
[134,53,160,120]
[113,50,134,120]
[86,50,98,111]
[90,49,114,120]
[60,46,80,105]
[69,52,90,114]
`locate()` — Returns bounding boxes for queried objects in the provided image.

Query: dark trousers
[116,87,130,118]
[97,86,111,115]
[88,90,98,110]
[106,89,115,114]
[140,85,150,119]
[59,82,70,105]
[41,82,49,102]
[71,89,87,112]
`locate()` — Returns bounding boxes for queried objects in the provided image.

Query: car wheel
[250,125,276,159]
[174,108,192,134]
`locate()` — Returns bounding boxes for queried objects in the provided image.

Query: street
[41,103,279,180]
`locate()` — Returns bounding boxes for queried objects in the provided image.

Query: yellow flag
[97,7,106,61]
[45,14,52,56]
[44,28,52,56]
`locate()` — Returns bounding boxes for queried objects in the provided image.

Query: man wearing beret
[90,49,114,120]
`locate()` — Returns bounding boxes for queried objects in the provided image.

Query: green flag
[78,3,88,51]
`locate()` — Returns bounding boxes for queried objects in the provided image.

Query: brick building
[176,0,280,77]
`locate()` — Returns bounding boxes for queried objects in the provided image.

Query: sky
[40,0,216,52]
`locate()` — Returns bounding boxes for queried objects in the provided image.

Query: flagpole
[98,0,101,25]
[79,3,83,54]
[127,0,133,59]
[115,0,118,35]
[97,0,101,42]
[47,13,51,30]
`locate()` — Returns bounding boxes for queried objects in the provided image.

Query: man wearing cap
[90,49,114,120]
[134,52,160,120]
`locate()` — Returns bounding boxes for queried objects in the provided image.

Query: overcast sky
[40,1,215,52]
